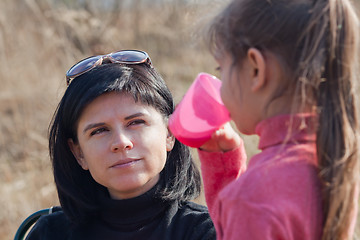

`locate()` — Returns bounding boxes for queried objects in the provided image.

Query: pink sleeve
[197,141,247,213]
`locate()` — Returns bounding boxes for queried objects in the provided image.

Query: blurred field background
[0,0,358,239]
[0,0,262,238]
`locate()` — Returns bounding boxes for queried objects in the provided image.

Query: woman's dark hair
[49,63,201,225]
[206,0,359,239]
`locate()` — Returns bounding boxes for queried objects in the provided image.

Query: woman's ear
[166,129,175,151]
[247,48,266,92]
[68,139,89,170]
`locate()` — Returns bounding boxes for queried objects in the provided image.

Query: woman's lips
[110,158,141,168]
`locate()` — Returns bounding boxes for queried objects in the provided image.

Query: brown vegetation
[2,0,341,239]
[0,0,228,238]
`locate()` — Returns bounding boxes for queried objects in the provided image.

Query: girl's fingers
[214,123,241,152]
[200,123,241,152]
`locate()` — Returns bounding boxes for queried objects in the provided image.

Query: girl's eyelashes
[215,66,221,72]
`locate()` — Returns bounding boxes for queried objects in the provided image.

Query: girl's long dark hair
[206,0,360,239]
[49,63,201,225]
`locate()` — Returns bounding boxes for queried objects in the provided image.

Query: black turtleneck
[25,184,215,240]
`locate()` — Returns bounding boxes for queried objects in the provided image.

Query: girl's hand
[199,122,241,152]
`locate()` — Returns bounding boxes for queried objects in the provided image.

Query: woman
[26,50,215,240]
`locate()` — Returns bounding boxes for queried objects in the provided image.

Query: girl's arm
[197,123,247,211]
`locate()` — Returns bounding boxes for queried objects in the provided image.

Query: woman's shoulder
[26,208,72,240]
[171,201,215,240]
[38,209,69,226]
[180,201,210,214]
[177,201,214,229]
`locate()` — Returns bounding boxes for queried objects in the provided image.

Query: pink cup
[169,72,231,148]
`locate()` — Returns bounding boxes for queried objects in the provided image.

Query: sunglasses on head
[66,50,152,85]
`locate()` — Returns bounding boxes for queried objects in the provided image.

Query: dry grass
[1,0,357,239]
[0,0,244,238]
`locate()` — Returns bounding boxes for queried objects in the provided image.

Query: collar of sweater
[98,182,172,229]
[255,113,317,151]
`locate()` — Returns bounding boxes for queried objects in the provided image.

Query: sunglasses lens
[66,50,152,85]
[67,56,102,77]
[110,50,148,63]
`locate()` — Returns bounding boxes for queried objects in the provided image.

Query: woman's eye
[215,66,221,72]
[90,127,107,136]
[128,119,145,126]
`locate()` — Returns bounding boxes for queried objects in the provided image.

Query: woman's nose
[111,131,133,152]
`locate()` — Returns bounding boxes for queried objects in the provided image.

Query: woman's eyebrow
[124,112,147,120]
[83,122,105,134]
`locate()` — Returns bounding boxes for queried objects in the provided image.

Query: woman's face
[69,91,175,200]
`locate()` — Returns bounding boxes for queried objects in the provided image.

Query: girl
[26,50,215,240]
[197,0,360,239]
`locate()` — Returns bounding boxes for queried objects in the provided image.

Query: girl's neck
[263,92,314,121]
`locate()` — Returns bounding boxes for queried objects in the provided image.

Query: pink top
[198,114,324,240]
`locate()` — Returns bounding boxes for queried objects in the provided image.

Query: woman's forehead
[79,92,162,121]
